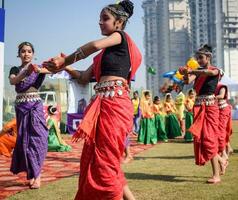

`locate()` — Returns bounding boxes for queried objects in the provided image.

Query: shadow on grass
[233,149,238,154]
[45,156,80,163]
[0,180,26,188]
[163,139,194,144]
[134,155,194,160]
[125,172,205,183]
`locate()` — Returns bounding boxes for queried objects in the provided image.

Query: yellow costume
[175,92,185,120]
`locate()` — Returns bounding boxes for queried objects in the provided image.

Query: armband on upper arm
[74,47,86,62]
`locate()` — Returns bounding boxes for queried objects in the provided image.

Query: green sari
[155,114,168,142]
[184,111,193,142]
[165,114,182,139]
[47,118,72,152]
[138,118,157,144]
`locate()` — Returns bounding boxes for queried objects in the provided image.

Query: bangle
[74,47,86,63]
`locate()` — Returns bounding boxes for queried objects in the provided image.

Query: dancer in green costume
[47,106,71,152]
[137,91,157,144]
[164,93,182,139]
[153,96,168,142]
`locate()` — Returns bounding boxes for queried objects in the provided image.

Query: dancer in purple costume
[9,42,48,189]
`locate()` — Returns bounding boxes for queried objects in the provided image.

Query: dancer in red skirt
[43,1,141,199]
[180,44,222,184]
[215,75,232,174]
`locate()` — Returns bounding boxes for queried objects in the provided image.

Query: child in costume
[0,118,17,157]
[153,96,168,142]
[184,89,195,142]
[43,1,141,199]
[164,93,182,139]
[9,42,48,189]
[137,91,157,144]
[47,105,71,152]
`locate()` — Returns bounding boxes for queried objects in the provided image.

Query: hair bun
[202,44,212,53]
[119,0,134,18]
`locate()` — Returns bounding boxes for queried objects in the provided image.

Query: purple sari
[10,67,48,179]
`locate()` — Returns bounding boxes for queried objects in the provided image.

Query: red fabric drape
[225,105,233,144]
[215,83,232,152]
[189,105,219,165]
[189,66,220,165]
[218,105,232,152]
[74,33,142,200]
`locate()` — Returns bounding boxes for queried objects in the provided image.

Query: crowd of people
[0,0,235,199]
[132,88,195,145]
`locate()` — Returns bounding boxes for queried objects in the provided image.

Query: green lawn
[8,122,238,200]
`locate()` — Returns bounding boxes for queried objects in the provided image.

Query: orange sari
[0,118,17,157]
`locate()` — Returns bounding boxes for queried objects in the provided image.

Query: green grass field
[8,122,238,200]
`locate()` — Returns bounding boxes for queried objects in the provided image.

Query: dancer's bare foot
[228,148,234,155]
[29,178,35,186]
[220,160,229,175]
[122,155,133,164]
[30,176,41,189]
[207,176,221,184]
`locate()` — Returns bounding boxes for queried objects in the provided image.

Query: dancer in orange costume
[0,118,17,157]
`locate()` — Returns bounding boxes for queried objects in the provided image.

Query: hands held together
[42,53,67,73]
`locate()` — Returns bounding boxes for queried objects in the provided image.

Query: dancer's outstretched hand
[42,53,66,73]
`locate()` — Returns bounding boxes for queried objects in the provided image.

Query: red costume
[215,84,232,152]
[189,66,220,165]
[73,33,142,200]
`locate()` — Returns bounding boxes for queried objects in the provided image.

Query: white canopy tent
[221,75,238,92]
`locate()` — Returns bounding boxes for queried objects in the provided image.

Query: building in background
[142,0,160,94]
[223,0,238,81]
[142,0,238,94]
[188,0,224,67]
[142,0,191,95]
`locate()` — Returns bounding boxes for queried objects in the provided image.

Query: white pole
[0,5,5,129]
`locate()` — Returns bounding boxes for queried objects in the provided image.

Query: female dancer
[43,1,141,199]
[184,89,195,142]
[137,91,157,145]
[164,93,182,139]
[153,96,168,142]
[180,44,222,183]
[215,81,232,174]
[47,105,71,152]
[9,42,48,189]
